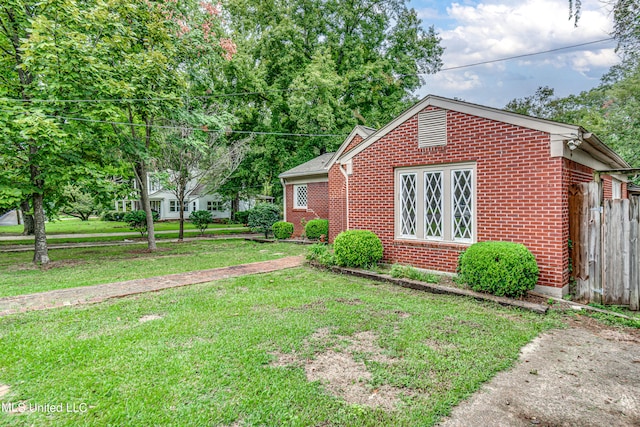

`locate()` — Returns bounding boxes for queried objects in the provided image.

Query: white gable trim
[340,95,576,163]
[326,125,376,169]
[338,95,629,170]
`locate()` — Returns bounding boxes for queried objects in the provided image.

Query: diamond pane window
[452,169,473,240]
[400,173,417,236]
[424,171,443,238]
[294,185,308,209]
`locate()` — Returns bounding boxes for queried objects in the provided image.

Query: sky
[409,0,621,108]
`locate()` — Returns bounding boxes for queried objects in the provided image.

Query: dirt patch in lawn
[138,314,163,323]
[8,259,87,272]
[270,327,413,411]
[0,384,9,398]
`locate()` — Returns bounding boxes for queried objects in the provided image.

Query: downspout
[280,178,287,222]
[339,163,349,230]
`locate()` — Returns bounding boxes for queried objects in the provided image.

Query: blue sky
[408,0,620,108]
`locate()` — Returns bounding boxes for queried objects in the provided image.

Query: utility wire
[0,38,615,105]
[0,109,345,137]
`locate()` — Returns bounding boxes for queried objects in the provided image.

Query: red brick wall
[285,181,329,237]
[329,164,347,240]
[602,175,613,200]
[342,135,364,156]
[337,106,573,289]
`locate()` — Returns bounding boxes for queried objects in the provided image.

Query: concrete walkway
[0,227,247,241]
[0,255,304,317]
[0,234,257,252]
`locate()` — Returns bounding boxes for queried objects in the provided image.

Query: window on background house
[207,201,226,211]
[294,184,308,209]
[396,164,475,243]
[169,200,177,212]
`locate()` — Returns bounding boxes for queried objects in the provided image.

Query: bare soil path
[438,317,640,427]
[0,255,303,317]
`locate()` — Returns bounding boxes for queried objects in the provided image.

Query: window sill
[293,207,308,211]
[393,239,472,251]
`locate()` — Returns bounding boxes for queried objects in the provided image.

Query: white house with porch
[114,173,268,220]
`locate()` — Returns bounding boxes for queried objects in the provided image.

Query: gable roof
[278,152,335,179]
[337,95,629,170]
[325,125,376,169]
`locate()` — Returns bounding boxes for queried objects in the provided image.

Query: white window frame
[395,163,476,243]
[293,184,308,209]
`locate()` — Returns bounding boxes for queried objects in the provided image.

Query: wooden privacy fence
[569,182,640,310]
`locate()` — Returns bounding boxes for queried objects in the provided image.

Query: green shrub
[272,221,294,239]
[247,203,281,238]
[101,210,127,222]
[306,243,335,266]
[123,210,159,236]
[457,241,539,298]
[233,210,250,225]
[190,210,213,235]
[390,264,439,284]
[305,219,329,240]
[333,230,383,268]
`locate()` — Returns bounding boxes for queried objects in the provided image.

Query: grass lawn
[0,218,245,236]
[0,267,561,426]
[0,240,304,297]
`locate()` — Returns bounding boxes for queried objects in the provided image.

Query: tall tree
[217,0,443,206]
[153,108,248,240]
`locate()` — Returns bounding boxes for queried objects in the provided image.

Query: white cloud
[438,0,618,74]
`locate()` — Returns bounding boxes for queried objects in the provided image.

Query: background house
[114,173,259,220]
[280,95,630,297]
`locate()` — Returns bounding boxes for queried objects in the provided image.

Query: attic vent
[418,110,447,148]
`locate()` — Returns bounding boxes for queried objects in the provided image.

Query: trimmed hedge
[457,241,539,298]
[305,219,328,240]
[101,210,127,222]
[333,230,383,268]
[272,221,294,239]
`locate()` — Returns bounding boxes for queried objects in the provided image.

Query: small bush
[390,264,439,284]
[247,203,281,238]
[333,230,383,268]
[305,219,329,240]
[306,243,335,266]
[457,241,539,298]
[101,210,127,222]
[190,210,213,235]
[123,210,159,236]
[233,210,250,225]
[272,221,294,240]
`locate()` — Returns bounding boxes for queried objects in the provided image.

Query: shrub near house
[333,230,383,268]
[458,241,539,298]
[305,219,328,240]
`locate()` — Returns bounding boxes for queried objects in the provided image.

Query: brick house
[279,95,630,297]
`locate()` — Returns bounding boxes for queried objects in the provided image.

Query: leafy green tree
[60,185,97,221]
[247,203,280,238]
[218,0,443,206]
[190,210,213,236]
[153,108,247,241]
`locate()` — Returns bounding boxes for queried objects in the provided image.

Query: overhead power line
[0,38,615,105]
[436,37,615,72]
[0,109,345,137]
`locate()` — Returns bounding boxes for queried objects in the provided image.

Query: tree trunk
[32,192,49,264]
[20,200,34,235]
[178,184,185,242]
[135,161,156,251]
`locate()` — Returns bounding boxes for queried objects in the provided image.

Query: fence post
[631,197,640,311]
